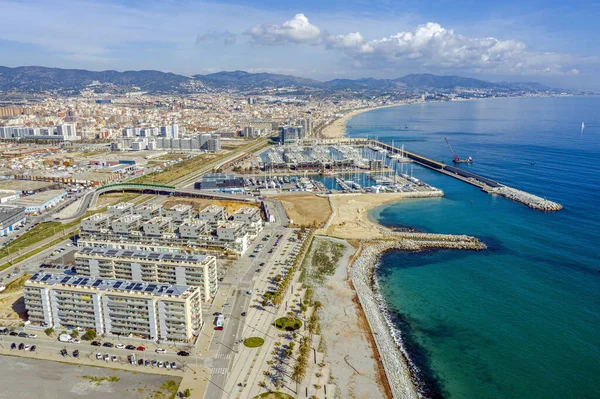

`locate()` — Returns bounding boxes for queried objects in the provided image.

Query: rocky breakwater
[349,234,485,398]
[486,186,563,211]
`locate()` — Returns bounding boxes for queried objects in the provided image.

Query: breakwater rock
[486,186,563,211]
[349,234,485,398]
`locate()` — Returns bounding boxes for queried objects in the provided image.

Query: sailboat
[581,122,585,132]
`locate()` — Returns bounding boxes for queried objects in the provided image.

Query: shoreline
[348,237,485,398]
[320,103,405,139]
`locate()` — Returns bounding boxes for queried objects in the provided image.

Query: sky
[0,0,599,88]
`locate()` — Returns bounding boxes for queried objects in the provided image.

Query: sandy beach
[320,104,404,139]
[322,191,443,239]
[313,236,393,399]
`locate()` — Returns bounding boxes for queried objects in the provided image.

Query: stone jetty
[349,234,485,399]
[485,186,563,211]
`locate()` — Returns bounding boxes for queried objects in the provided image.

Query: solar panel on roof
[145,284,157,292]
[133,283,144,291]
[92,280,102,287]
[162,254,173,260]
[125,282,136,290]
[30,273,39,281]
[113,281,123,289]
[61,277,71,284]
[166,289,174,294]
[80,278,89,285]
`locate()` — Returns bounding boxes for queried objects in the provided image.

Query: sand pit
[273,194,331,227]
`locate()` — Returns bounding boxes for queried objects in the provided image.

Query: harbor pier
[330,138,563,211]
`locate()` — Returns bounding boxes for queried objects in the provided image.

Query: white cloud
[249,16,590,76]
[246,13,323,45]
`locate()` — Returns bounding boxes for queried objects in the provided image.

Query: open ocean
[347,96,600,399]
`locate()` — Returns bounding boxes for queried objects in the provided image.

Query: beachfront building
[78,202,259,255]
[74,247,218,301]
[24,272,202,341]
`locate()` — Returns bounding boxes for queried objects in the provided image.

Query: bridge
[93,183,258,204]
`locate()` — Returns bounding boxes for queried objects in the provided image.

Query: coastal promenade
[349,236,485,399]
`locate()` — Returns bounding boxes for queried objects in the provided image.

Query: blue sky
[0,0,598,88]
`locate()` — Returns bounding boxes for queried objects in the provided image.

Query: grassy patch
[81,375,120,385]
[274,317,302,331]
[243,337,265,348]
[1,273,31,293]
[253,392,295,399]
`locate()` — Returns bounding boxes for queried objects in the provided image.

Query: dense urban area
[0,69,572,399]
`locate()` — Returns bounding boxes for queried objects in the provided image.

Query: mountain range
[0,65,554,94]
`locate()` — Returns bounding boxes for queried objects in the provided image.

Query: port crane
[445,137,473,164]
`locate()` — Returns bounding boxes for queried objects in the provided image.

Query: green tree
[82,329,97,340]
[182,388,192,398]
[71,330,79,338]
[44,327,54,336]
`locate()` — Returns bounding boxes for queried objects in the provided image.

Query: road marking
[211,367,228,375]
[215,353,231,359]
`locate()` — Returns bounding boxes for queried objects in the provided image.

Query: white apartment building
[107,202,135,217]
[198,205,227,226]
[80,213,111,232]
[233,207,263,238]
[75,247,218,301]
[165,204,193,222]
[24,272,202,341]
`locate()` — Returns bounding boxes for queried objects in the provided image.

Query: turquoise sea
[347,96,600,399]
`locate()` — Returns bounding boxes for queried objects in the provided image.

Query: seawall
[349,235,485,398]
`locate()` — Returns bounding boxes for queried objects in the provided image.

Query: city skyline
[1,0,599,89]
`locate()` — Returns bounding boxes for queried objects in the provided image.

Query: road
[202,201,292,399]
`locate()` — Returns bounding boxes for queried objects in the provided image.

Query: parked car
[91,341,102,346]
[96,353,102,360]
[137,359,144,366]
[18,343,24,350]
[70,339,80,344]
[102,342,114,348]
[115,344,126,349]
[18,332,27,338]
[241,312,247,317]
[30,345,36,352]
[24,345,31,350]
[111,355,118,362]
[60,348,67,356]
[158,361,164,368]
[103,353,110,361]
[136,346,146,351]
[10,343,16,350]
[9,332,18,337]
[152,359,158,367]
[165,362,171,369]
[155,348,167,354]
[125,345,136,350]
[177,351,190,357]
[144,360,150,367]
[73,349,79,357]
[171,362,177,369]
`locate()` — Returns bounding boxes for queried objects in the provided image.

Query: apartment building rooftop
[169,204,192,212]
[108,202,134,210]
[77,246,213,265]
[84,213,111,222]
[28,271,194,298]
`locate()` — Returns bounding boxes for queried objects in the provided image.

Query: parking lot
[0,355,180,399]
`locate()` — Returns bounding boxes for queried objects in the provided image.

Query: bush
[274,317,302,331]
[82,329,96,340]
[243,337,265,348]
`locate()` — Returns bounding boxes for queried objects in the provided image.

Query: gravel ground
[0,355,180,399]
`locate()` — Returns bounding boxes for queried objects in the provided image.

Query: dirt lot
[273,194,332,227]
[0,274,30,327]
[96,192,141,207]
[0,356,180,399]
[163,198,260,215]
